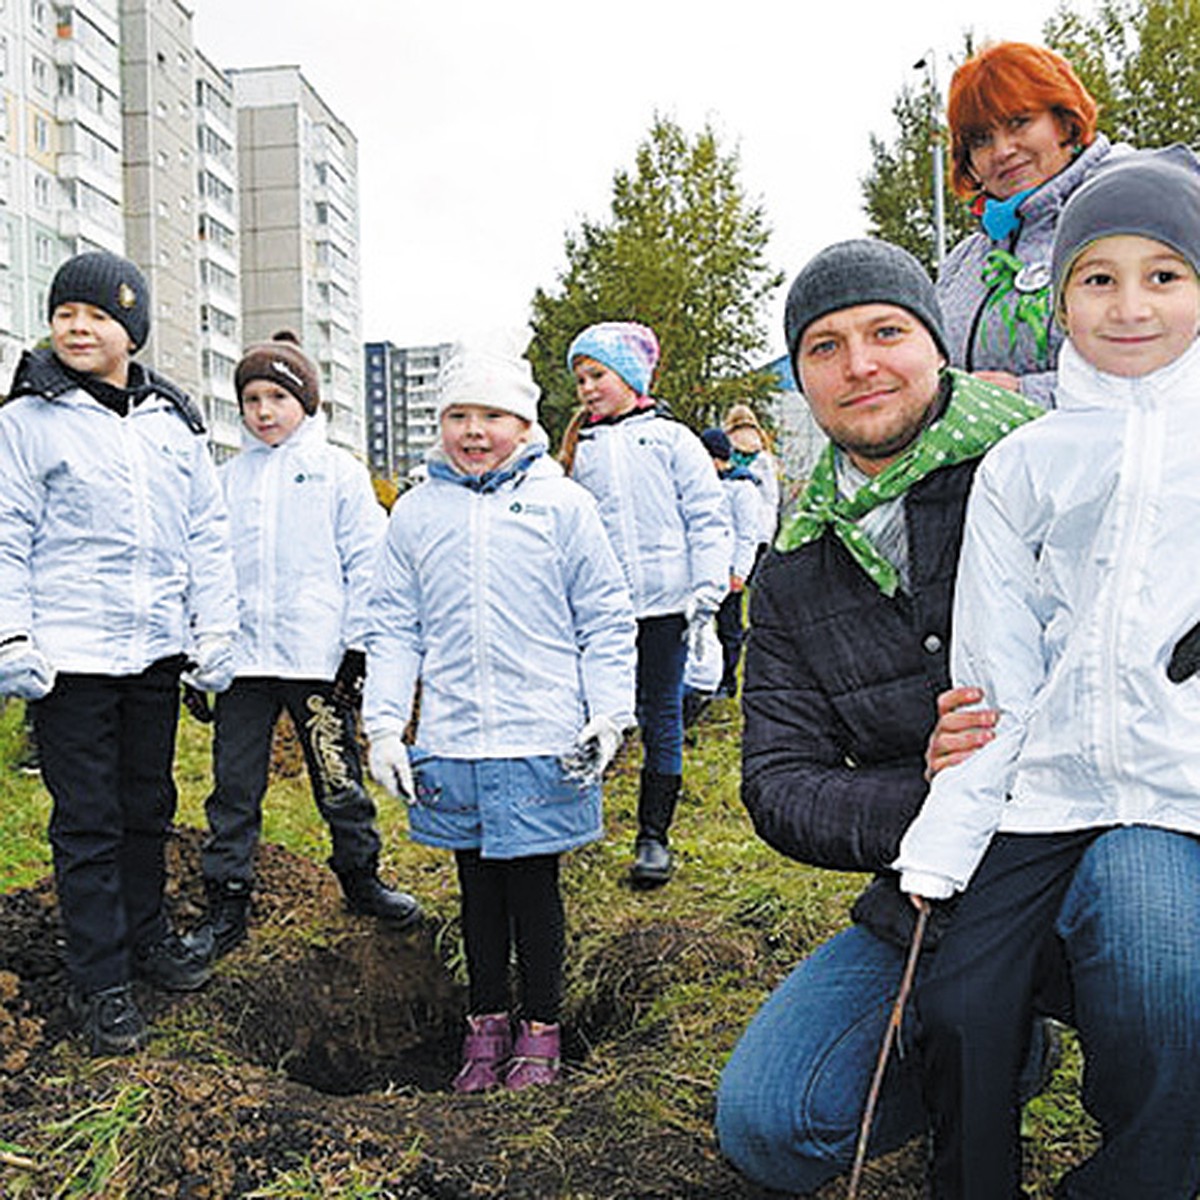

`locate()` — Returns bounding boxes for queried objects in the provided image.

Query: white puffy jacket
[897,337,1200,897]
[0,350,236,675]
[220,412,385,680]
[572,409,731,617]
[363,450,636,758]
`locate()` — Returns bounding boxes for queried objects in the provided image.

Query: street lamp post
[914,52,947,271]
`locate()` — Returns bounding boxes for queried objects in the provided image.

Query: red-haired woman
[937,41,1116,407]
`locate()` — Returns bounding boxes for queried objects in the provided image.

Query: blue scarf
[979,186,1036,241]
[427,443,544,493]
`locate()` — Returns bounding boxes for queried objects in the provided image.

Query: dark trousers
[715,588,744,694]
[914,830,1100,1200]
[202,676,382,885]
[636,614,687,776]
[455,849,564,1024]
[32,657,184,995]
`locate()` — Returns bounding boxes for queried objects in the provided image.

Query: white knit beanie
[436,334,540,425]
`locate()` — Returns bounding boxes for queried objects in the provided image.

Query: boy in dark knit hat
[0,250,238,1055]
[196,332,421,958]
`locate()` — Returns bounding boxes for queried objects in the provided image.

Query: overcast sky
[192,0,1064,359]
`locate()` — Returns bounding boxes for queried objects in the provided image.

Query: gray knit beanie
[1052,145,1200,326]
[784,239,948,367]
[48,251,150,351]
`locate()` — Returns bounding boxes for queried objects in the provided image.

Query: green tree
[528,115,784,442]
[861,77,974,275]
[1046,0,1200,147]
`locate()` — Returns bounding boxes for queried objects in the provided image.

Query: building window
[34,232,51,264]
[32,114,49,153]
[33,174,49,207]
[30,54,47,93]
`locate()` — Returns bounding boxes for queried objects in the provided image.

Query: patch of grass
[3,1083,151,1199]
[243,1154,391,1199]
[0,702,52,891]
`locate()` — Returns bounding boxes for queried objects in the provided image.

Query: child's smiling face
[240,379,307,446]
[50,302,133,387]
[440,404,531,476]
[572,356,638,420]
[1063,234,1200,378]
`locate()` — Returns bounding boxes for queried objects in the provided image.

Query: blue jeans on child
[715,826,1200,1198]
[635,614,687,776]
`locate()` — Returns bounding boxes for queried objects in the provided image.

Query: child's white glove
[682,587,722,657]
[560,714,625,782]
[368,732,415,802]
[183,633,236,693]
[0,634,55,700]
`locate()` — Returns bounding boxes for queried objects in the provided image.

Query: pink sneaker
[452,1013,511,1094]
[504,1020,561,1091]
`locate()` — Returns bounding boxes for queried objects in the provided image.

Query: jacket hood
[1056,335,1200,414]
[8,347,205,433]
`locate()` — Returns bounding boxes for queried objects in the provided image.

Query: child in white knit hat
[364,336,636,1093]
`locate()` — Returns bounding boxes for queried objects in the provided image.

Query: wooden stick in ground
[846,898,930,1200]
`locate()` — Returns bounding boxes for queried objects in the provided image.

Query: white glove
[368,732,415,802]
[183,633,236,693]
[0,634,55,700]
[682,590,720,652]
[561,714,625,781]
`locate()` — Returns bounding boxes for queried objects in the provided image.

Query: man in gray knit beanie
[716,236,1052,1195]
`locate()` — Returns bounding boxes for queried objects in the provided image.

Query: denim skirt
[407,752,603,859]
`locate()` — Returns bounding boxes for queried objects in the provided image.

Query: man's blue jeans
[715,826,1200,1197]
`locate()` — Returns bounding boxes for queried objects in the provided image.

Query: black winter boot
[630,770,680,889]
[337,866,423,929]
[204,877,252,959]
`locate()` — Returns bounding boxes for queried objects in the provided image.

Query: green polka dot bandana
[775,369,1043,596]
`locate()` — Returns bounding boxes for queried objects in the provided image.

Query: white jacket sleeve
[186,440,238,637]
[362,505,423,737]
[0,416,39,639]
[675,428,732,609]
[729,479,760,580]
[336,457,387,653]
[894,455,1048,895]
[563,495,637,727]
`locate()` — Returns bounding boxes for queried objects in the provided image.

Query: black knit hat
[700,427,733,460]
[1052,145,1200,326]
[234,331,320,415]
[48,251,150,351]
[784,239,948,366]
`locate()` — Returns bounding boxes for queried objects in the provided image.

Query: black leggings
[455,850,564,1024]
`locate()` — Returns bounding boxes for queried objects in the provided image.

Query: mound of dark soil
[0,828,924,1199]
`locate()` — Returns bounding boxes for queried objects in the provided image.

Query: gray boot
[630,770,680,889]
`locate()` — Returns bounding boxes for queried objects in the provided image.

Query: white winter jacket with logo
[220,412,385,681]
[896,337,1200,897]
[0,350,236,675]
[363,451,636,758]
[572,409,732,617]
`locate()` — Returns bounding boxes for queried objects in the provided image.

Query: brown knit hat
[235,331,320,414]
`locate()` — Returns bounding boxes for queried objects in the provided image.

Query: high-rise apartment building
[193,49,239,456]
[231,65,362,452]
[363,340,449,483]
[119,0,199,395]
[0,0,124,377]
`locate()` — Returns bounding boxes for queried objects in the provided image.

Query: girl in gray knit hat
[898,147,1200,1200]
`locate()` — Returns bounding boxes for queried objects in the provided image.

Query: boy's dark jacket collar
[7,347,206,434]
